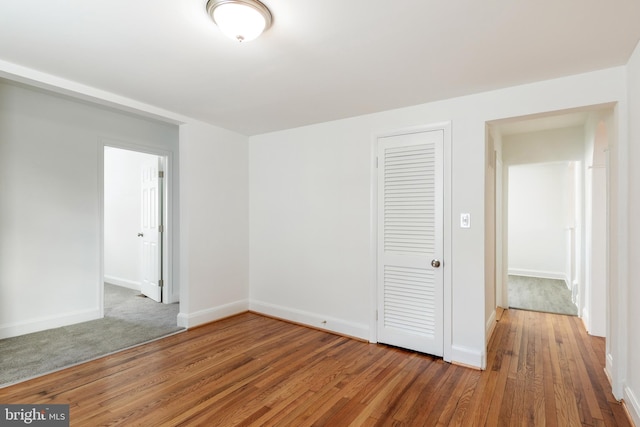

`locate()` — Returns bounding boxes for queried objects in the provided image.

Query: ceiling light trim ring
[206,0,273,39]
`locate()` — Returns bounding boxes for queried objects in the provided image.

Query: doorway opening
[103,145,178,324]
[506,161,579,316]
[487,105,613,338]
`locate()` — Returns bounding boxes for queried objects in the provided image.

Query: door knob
[431,259,441,268]
[137,232,144,237]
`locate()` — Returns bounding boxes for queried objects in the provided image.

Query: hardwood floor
[0,309,631,426]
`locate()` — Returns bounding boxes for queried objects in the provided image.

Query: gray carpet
[0,283,183,387]
[508,275,578,316]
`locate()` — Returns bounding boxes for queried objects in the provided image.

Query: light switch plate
[460,213,471,228]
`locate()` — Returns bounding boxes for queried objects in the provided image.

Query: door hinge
[376,157,379,168]
[376,310,378,321]
[158,170,164,178]
[158,224,164,233]
[159,279,164,288]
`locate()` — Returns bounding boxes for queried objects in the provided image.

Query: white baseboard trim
[581,308,590,333]
[249,300,369,341]
[486,310,497,345]
[604,353,627,401]
[606,353,614,386]
[0,308,101,340]
[624,385,640,427]
[104,275,140,291]
[450,345,485,370]
[177,299,249,329]
[508,269,567,281]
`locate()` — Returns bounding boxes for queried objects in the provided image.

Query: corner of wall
[485,309,497,345]
[451,345,485,370]
[177,299,249,329]
[623,36,640,427]
[581,308,591,334]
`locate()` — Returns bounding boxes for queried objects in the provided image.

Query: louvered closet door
[377,130,443,356]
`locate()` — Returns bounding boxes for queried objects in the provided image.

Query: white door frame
[370,122,452,362]
[99,138,177,316]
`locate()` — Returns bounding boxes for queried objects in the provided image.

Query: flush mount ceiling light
[206,0,272,42]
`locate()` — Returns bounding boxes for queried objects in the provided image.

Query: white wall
[249,67,627,369]
[249,124,373,339]
[104,147,159,290]
[502,126,585,165]
[624,39,640,426]
[508,162,572,281]
[0,81,178,339]
[177,120,250,328]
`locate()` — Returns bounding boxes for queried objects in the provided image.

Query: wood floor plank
[498,304,526,425]
[541,315,559,427]
[0,310,632,426]
[566,316,605,424]
[485,307,517,426]
[393,359,453,425]
[532,311,547,426]
[445,368,482,426]
[553,314,584,425]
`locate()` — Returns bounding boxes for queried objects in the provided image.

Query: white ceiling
[1,1,639,136]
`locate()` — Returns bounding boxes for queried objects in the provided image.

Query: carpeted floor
[508,275,578,316]
[0,283,182,387]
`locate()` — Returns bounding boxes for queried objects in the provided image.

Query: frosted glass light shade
[207,0,272,42]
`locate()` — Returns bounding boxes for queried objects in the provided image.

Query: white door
[377,129,444,356]
[140,157,163,302]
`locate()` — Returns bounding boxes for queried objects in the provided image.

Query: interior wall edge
[450,344,485,370]
[623,385,640,426]
[0,59,188,126]
[486,309,497,345]
[176,299,249,329]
